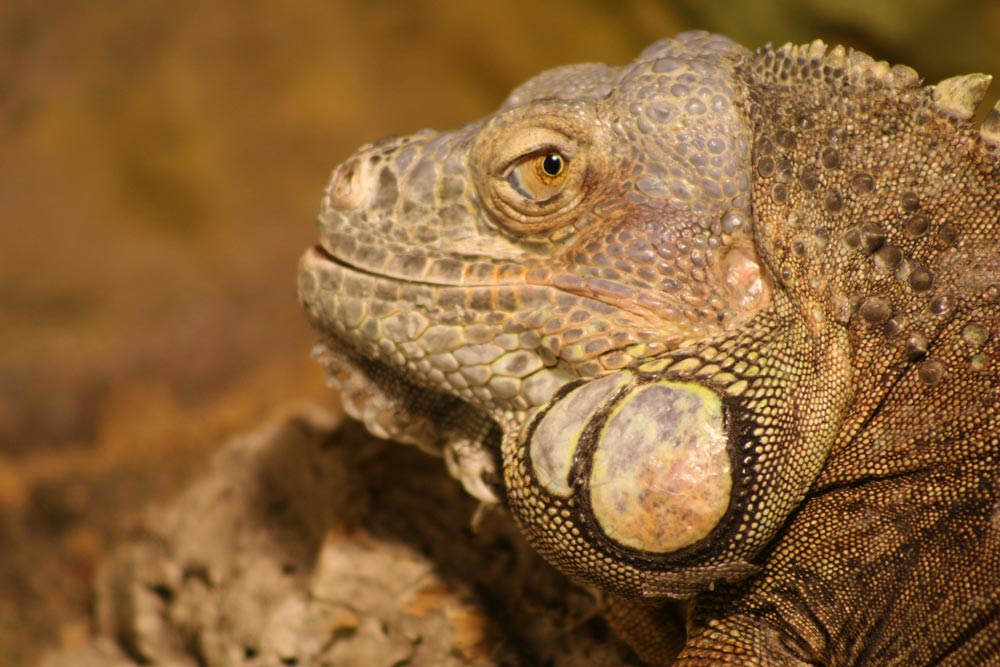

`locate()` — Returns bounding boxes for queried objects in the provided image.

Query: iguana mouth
[306,222,514,503]
[310,244,356,274]
[309,241,512,288]
[308,237,721,335]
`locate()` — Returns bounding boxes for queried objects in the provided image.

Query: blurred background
[2,1,998,663]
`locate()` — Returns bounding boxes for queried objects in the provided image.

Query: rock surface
[41,407,639,666]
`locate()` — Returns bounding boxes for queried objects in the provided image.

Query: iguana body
[299,32,1000,665]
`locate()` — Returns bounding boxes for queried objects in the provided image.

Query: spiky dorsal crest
[753,40,998,147]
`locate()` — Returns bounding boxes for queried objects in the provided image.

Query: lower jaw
[312,338,505,501]
[312,339,461,452]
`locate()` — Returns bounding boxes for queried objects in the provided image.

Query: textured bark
[41,407,639,667]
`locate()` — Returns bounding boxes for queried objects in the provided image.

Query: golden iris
[508,151,569,201]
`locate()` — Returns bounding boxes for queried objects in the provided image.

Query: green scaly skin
[299,32,1000,665]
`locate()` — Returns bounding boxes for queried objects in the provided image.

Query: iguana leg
[676,616,816,667]
[604,594,686,666]
[678,458,1000,666]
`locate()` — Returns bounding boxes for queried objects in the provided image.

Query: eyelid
[474,111,602,231]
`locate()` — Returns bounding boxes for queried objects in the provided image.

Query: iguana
[298,31,1000,665]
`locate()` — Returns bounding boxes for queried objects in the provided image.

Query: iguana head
[301,32,768,411]
[299,31,999,599]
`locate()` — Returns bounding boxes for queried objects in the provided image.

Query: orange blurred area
[0,1,683,454]
[1,1,997,663]
[0,2,684,662]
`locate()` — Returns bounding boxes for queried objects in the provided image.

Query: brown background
[2,1,998,663]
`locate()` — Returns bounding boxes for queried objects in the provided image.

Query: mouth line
[308,243,515,289]
[307,243,674,329]
[309,244,411,281]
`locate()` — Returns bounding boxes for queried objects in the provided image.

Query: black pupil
[542,153,563,176]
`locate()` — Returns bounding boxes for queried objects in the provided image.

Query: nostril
[326,158,369,211]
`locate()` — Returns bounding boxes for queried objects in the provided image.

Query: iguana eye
[474,112,603,233]
[507,151,570,202]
